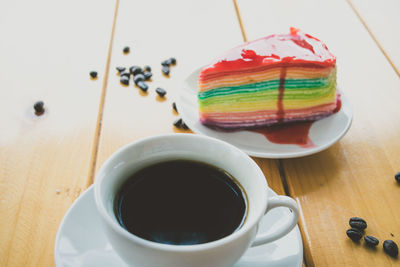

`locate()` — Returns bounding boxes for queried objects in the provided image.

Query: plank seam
[278,160,309,267]
[277,160,291,196]
[86,0,120,188]
[232,1,307,265]
[346,0,400,77]
[233,0,248,42]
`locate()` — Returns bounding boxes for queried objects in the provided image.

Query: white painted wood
[96,0,245,169]
[350,0,400,75]
[236,0,400,266]
[0,0,115,265]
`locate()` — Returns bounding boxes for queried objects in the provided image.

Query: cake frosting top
[201,28,336,76]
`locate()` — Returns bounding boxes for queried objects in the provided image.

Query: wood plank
[94,0,286,195]
[348,0,400,76]
[236,0,400,265]
[0,0,116,266]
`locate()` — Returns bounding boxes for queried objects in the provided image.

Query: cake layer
[199,66,335,92]
[201,113,332,130]
[199,77,335,99]
[199,80,336,111]
[197,28,338,130]
[200,102,337,130]
[200,93,336,113]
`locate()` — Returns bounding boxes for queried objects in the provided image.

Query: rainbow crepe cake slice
[198,27,339,130]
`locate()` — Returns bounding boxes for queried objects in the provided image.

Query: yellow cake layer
[199,89,336,113]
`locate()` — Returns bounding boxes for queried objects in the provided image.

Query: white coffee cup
[94,134,299,267]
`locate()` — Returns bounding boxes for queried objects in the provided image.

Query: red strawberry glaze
[200,28,335,78]
[250,121,315,148]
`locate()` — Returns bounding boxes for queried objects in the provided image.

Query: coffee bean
[120,76,130,85]
[137,81,148,92]
[349,217,367,230]
[172,102,178,112]
[173,118,182,128]
[162,58,176,66]
[364,236,379,247]
[169,57,176,65]
[346,228,363,242]
[383,240,398,257]
[162,65,170,75]
[395,172,400,184]
[133,74,145,84]
[120,71,130,78]
[129,66,143,76]
[144,65,151,72]
[156,87,166,97]
[143,71,152,80]
[34,101,45,115]
[182,122,189,130]
[89,71,98,79]
[116,67,126,73]
[123,46,130,54]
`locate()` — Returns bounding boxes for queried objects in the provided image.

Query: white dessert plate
[54,185,303,267]
[177,68,352,158]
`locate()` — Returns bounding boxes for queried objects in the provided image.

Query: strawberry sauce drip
[277,67,287,123]
[250,121,315,148]
[333,94,342,113]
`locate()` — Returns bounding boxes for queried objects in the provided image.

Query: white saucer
[55,186,303,267]
[177,68,352,158]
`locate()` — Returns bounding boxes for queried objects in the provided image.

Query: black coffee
[114,159,247,245]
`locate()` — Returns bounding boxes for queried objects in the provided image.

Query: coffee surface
[114,159,247,245]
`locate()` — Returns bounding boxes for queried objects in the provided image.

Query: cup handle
[251,196,299,247]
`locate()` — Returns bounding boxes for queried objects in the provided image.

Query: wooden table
[1,0,399,266]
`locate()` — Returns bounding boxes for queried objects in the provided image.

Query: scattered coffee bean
[129,66,143,76]
[383,240,398,258]
[163,57,176,66]
[161,58,176,75]
[89,71,98,79]
[173,118,182,128]
[116,67,126,73]
[169,57,177,65]
[364,236,379,247]
[120,76,130,85]
[162,65,170,75]
[395,172,400,184]
[391,233,395,237]
[172,102,178,112]
[133,74,145,84]
[134,68,143,75]
[120,71,130,78]
[34,101,45,115]
[137,81,148,92]
[182,122,189,130]
[349,217,367,231]
[144,65,151,72]
[143,71,152,80]
[346,228,363,242]
[123,46,130,54]
[156,87,166,97]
